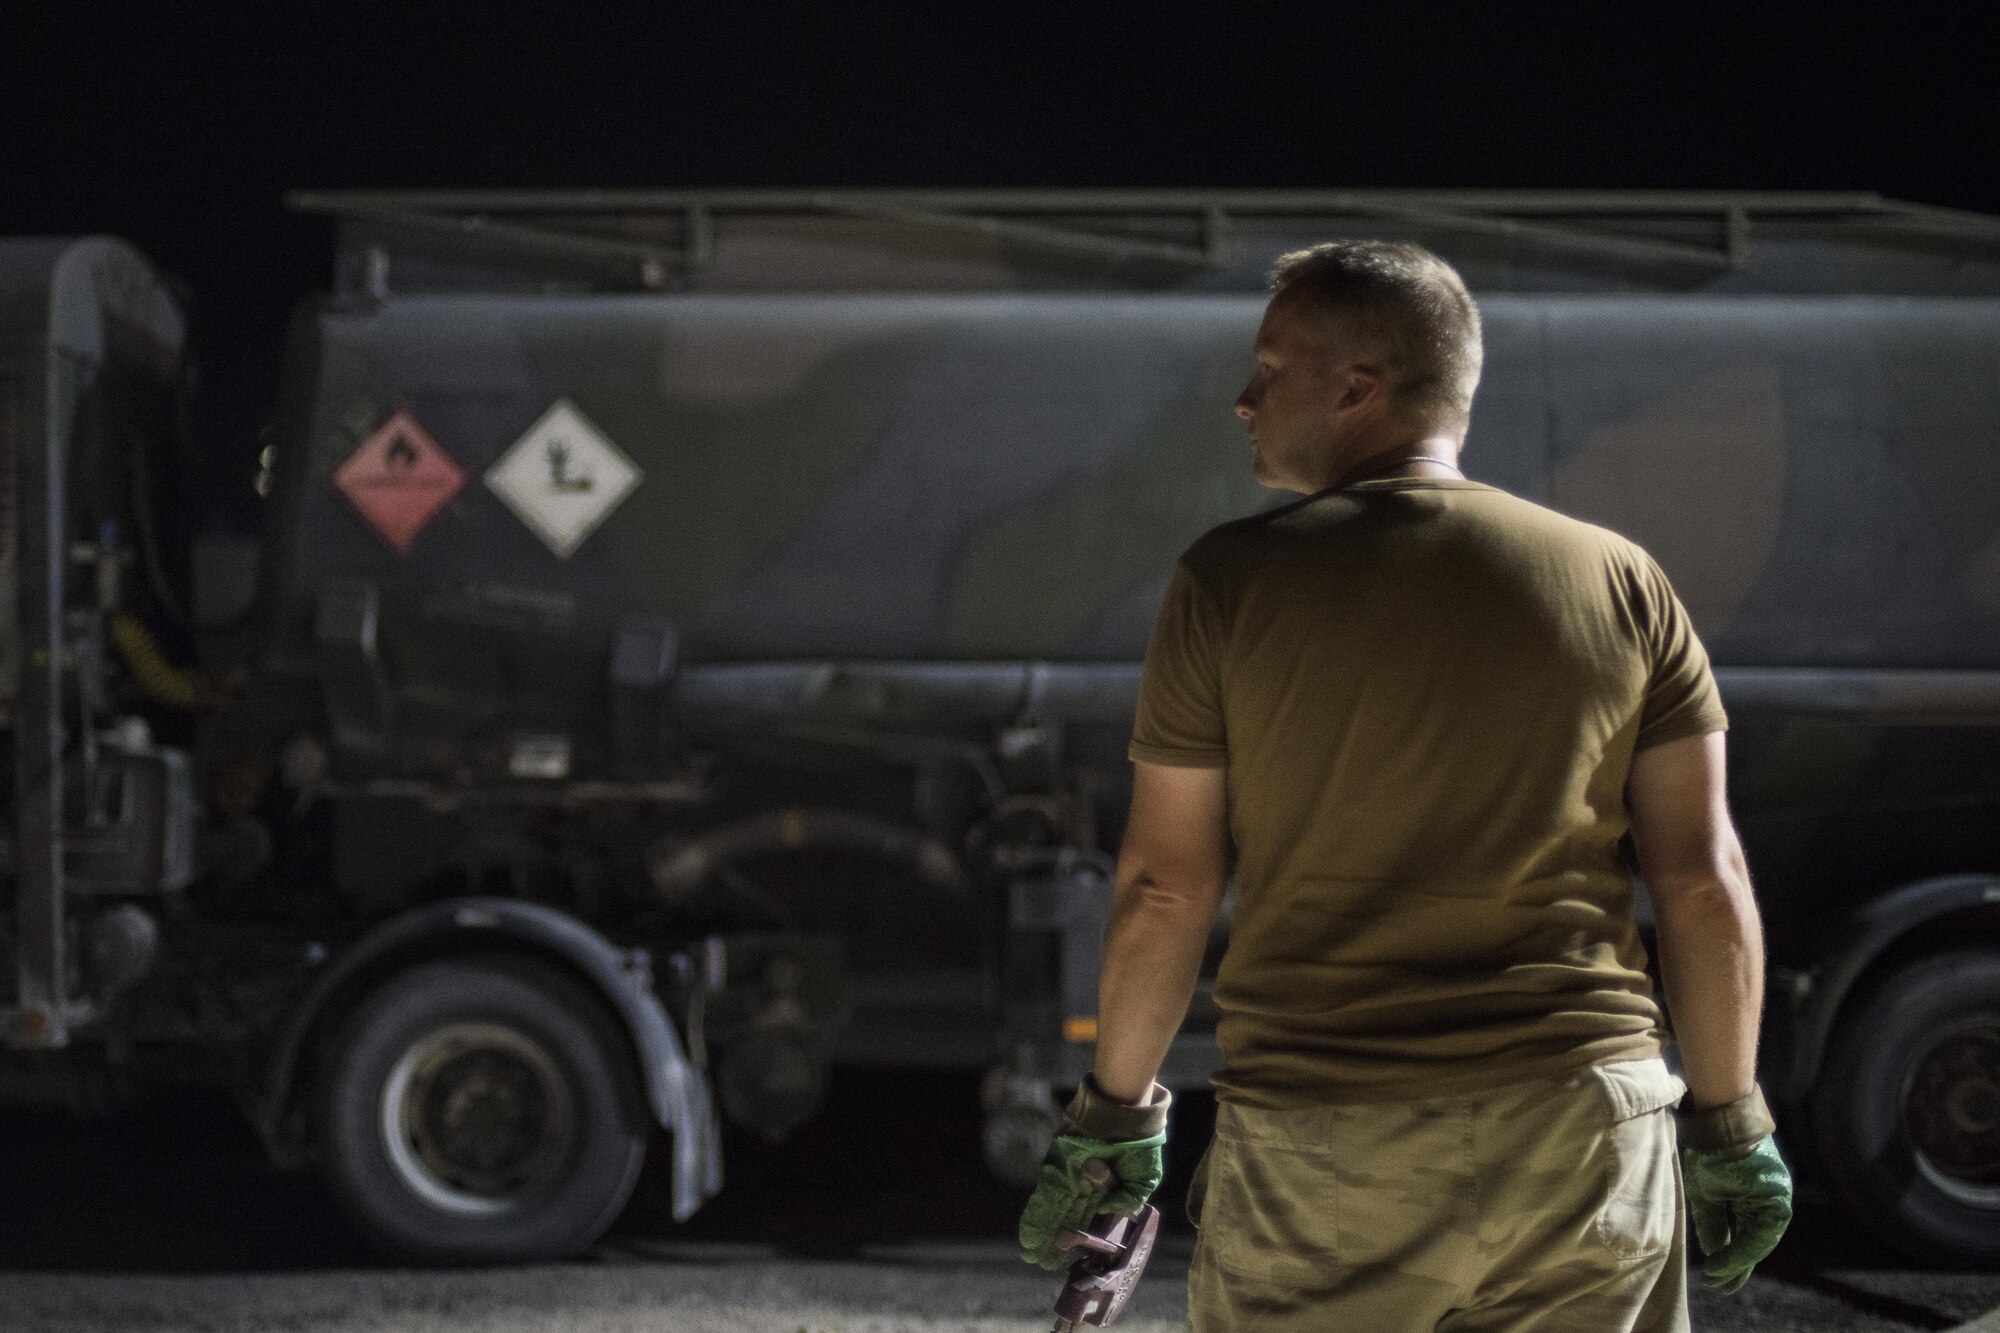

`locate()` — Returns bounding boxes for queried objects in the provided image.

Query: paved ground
[2,1233,1998,1333]
[1,1068,1995,1331]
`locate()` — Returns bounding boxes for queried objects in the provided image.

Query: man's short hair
[1267,241,1483,428]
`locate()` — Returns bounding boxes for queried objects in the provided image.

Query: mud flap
[652,1017,725,1222]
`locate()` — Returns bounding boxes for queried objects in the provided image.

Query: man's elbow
[1115,866,1226,919]
[1648,864,1760,921]
[1647,831,1756,909]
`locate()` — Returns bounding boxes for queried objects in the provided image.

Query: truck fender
[1782,874,2000,1100]
[259,896,723,1222]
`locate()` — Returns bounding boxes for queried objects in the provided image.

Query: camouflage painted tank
[271,290,2000,670]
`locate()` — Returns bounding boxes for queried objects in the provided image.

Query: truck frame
[5,189,2000,1263]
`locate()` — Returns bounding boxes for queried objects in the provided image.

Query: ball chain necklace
[1334,449,1465,491]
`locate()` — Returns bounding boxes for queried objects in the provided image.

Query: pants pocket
[1589,1059,1688,1261]
[1205,1131,1342,1286]
[1187,1141,1212,1231]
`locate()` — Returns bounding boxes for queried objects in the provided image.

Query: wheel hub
[1905,1020,2000,1206]
[381,1021,577,1215]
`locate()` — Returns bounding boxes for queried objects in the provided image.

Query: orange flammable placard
[332,410,466,553]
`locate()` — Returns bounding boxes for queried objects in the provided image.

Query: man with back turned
[1018,241,1793,1330]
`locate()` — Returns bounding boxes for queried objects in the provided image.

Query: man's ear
[1336,364,1385,412]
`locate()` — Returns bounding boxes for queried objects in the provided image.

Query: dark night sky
[2,2,1991,523]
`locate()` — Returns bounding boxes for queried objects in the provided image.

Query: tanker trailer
[9,190,2000,1265]
[255,189,2000,1264]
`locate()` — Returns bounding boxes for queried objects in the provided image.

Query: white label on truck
[485,399,641,557]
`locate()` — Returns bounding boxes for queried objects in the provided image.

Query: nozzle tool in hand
[1049,1160,1161,1331]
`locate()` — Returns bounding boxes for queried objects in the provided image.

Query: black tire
[1810,948,2000,1263]
[313,955,648,1264]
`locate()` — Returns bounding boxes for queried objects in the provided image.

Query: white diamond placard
[486,399,641,557]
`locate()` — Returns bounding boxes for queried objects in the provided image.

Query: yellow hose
[108,614,204,710]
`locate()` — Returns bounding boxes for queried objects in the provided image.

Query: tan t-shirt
[1130,477,1728,1108]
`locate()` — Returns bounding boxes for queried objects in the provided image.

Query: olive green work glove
[1018,1075,1171,1271]
[1678,1086,1793,1295]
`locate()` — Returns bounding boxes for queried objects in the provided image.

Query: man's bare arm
[1627,729,1765,1111]
[1092,760,1231,1106]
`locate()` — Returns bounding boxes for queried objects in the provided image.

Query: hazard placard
[485,399,641,558]
[331,410,466,552]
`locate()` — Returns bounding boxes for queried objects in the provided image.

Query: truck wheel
[314,956,647,1263]
[1811,948,2000,1263]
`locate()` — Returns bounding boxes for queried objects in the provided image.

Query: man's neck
[1319,432,1463,492]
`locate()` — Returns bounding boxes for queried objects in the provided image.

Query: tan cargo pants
[1186,1057,1690,1332]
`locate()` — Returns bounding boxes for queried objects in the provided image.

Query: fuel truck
[3,189,1999,1264]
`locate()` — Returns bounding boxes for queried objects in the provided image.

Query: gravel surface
[0,1236,1996,1333]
